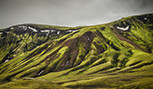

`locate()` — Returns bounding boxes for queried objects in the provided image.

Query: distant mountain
[0,13,153,89]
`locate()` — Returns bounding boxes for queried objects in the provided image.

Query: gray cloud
[0,0,153,28]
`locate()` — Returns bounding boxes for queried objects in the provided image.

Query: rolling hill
[0,13,153,89]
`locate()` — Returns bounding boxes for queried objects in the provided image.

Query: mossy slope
[0,13,153,89]
[0,24,80,64]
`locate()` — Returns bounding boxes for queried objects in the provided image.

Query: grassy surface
[0,78,69,89]
[0,13,153,89]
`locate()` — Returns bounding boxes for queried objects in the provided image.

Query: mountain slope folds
[0,13,153,89]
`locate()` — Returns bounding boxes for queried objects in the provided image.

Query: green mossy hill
[0,78,69,89]
[0,13,153,89]
[0,24,81,64]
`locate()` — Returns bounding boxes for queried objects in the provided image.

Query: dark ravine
[0,13,153,89]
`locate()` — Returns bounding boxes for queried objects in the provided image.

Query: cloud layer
[0,0,153,28]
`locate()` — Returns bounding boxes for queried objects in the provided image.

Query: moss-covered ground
[0,13,153,89]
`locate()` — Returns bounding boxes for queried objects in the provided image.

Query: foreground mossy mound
[0,13,153,89]
[0,78,69,89]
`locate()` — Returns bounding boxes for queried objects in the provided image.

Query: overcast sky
[0,0,153,28]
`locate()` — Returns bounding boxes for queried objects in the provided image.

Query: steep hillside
[0,13,153,89]
[0,24,81,64]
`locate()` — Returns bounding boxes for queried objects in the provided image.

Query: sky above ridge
[0,0,153,28]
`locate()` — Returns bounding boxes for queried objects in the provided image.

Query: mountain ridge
[0,13,153,89]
